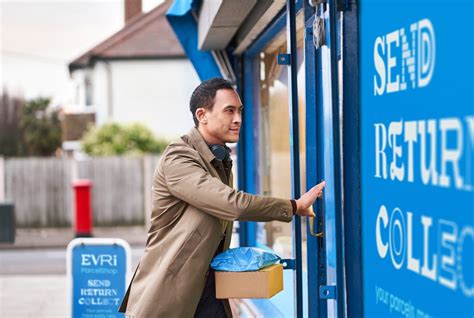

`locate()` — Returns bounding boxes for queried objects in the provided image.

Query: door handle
[309,195,324,237]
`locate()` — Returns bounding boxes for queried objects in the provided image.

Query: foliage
[81,122,168,156]
[21,97,62,156]
[0,93,61,157]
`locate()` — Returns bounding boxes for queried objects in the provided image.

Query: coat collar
[182,127,216,163]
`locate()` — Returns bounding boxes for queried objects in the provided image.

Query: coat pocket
[167,228,202,276]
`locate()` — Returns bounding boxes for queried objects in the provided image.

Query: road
[0,247,144,275]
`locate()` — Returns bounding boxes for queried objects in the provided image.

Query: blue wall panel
[360,1,474,316]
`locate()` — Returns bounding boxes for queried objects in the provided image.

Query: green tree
[81,122,168,156]
[21,97,62,156]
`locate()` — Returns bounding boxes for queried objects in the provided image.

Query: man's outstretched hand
[295,181,325,217]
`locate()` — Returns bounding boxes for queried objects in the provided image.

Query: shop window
[255,15,307,264]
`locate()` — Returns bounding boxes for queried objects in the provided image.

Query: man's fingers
[309,181,325,197]
[298,181,326,211]
[307,206,316,217]
[310,181,325,192]
[315,181,326,190]
[298,207,315,217]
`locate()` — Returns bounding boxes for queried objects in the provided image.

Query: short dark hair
[189,77,234,126]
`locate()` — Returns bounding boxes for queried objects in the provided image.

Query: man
[119,78,325,317]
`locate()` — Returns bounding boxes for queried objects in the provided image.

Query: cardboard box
[215,264,283,299]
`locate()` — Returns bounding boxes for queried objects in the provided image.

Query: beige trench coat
[119,128,293,317]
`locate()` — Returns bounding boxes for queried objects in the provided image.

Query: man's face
[197,89,243,145]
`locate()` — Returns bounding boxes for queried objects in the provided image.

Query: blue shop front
[166,0,473,317]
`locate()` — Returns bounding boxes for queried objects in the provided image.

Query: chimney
[124,0,142,24]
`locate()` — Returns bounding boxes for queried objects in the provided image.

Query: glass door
[305,0,346,316]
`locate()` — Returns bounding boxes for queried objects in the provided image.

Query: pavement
[0,226,147,318]
[0,226,147,250]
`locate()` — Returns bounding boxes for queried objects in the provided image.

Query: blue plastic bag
[210,247,280,272]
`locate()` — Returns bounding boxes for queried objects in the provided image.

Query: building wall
[106,59,200,139]
[91,62,109,125]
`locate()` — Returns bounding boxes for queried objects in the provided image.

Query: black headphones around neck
[209,144,231,162]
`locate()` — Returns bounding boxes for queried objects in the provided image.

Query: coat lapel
[183,127,232,185]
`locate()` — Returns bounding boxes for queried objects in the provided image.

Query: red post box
[72,179,93,237]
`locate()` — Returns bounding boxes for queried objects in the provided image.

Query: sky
[0,0,164,104]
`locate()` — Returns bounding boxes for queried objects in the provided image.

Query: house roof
[68,0,185,73]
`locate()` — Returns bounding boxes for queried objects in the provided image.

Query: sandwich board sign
[67,238,131,318]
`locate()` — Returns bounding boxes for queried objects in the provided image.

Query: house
[68,0,200,141]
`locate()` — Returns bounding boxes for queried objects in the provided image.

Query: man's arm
[163,146,292,222]
[163,145,325,222]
